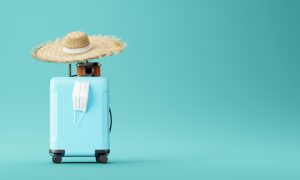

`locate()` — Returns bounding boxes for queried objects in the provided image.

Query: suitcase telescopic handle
[109,107,112,133]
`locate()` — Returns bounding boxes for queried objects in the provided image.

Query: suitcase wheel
[52,154,62,164]
[96,155,108,164]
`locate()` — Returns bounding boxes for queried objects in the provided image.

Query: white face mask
[72,81,90,126]
[72,81,89,112]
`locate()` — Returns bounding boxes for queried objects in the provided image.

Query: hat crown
[63,31,90,49]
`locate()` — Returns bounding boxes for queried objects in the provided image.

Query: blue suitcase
[49,77,111,163]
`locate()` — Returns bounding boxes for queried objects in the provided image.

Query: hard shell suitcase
[49,77,111,163]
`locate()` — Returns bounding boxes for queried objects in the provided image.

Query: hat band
[63,44,92,54]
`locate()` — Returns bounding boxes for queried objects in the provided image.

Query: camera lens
[85,67,93,76]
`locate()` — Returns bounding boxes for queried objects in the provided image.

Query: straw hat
[32,31,125,63]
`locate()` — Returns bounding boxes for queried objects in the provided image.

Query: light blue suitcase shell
[49,77,110,158]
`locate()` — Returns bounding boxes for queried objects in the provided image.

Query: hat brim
[32,35,125,63]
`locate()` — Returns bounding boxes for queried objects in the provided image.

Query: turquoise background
[0,0,299,179]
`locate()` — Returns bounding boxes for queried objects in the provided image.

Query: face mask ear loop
[73,111,85,126]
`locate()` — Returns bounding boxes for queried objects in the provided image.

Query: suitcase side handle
[109,107,112,133]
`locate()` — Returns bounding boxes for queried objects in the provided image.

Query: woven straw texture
[32,34,125,63]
